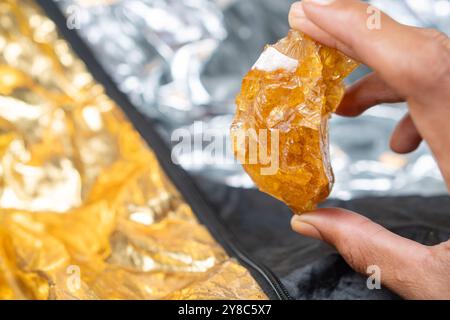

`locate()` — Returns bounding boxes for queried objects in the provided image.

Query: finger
[291,208,431,299]
[336,73,404,117]
[294,0,424,93]
[390,113,423,154]
[289,2,354,58]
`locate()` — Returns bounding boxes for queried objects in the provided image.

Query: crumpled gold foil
[0,0,266,300]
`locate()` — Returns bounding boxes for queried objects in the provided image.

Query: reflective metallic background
[0,0,265,299]
[54,0,449,198]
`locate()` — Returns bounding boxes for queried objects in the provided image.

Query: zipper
[36,0,292,300]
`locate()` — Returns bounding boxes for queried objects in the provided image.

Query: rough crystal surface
[231,30,358,213]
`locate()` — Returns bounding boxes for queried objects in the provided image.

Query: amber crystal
[231,30,358,213]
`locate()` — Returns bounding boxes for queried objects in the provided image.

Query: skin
[288,0,450,299]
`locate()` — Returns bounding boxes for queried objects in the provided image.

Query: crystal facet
[231,30,358,213]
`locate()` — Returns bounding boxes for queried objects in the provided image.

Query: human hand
[288,0,450,299]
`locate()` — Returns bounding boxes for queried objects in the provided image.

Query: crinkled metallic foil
[52,0,448,198]
[370,0,450,34]
[0,0,266,300]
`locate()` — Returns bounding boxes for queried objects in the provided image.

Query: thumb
[291,0,438,96]
[291,208,432,299]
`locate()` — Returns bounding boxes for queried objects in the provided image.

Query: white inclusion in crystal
[252,47,298,73]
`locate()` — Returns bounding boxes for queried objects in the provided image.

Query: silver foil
[54,0,448,198]
[371,0,450,33]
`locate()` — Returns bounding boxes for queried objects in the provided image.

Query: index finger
[290,0,426,95]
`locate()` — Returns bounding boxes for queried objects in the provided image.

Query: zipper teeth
[36,0,292,301]
[154,150,292,300]
[174,178,292,300]
[228,242,293,300]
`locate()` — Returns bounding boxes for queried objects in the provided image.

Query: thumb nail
[291,214,323,240]
[304,0,335,5]
[290,2,306,18]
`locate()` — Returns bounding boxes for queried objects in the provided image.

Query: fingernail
[291,2,306,18]
[304,0,335,5]
[291,214,323,240]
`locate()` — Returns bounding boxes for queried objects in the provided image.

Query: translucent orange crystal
[231,30,358,213]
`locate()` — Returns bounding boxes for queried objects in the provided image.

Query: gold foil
[0,0,266,300]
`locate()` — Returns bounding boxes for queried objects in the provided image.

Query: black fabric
[195,177,450,300]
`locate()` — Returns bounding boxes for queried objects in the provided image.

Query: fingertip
[289,0,357,57]
[291,214,323,240]
[289,1,316,32]
[289,1,304,17]
[289,15,310,35]
[301,0,362,40]
[390,114,423,154]
[335,78,371,117]
[389,135,422,154]
[288,2,305,29]
[292,208,357,228]
[336,73,404,117]
[336,96,365,117]
[389,135,406,154]
[336,85,371,117]
[304,207,359,221]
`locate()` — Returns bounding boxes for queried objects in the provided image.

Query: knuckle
[429,241,450,266]
[408,29,450,90]
[424,28,450,52]
[418,246,436,270]
[425,29,450,67]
